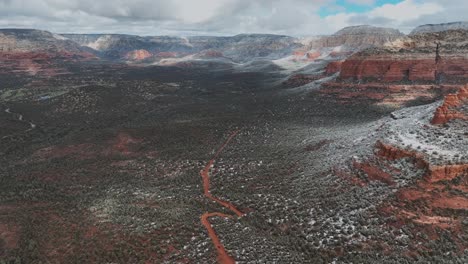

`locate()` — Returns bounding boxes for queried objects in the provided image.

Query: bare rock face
[325,61,343,75]
[340,55,468,83]
[337,29,468,85]
[410,21,468,35]
[431,85,468,124]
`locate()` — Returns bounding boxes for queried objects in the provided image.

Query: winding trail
[200,130,244,264]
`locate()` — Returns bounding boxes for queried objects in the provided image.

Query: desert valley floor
[0,25,467,263]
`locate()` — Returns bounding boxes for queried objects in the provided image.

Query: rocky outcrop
[375,141,423,161]
[376,141,468,183]
[340,54,468,83]
[431,85,468,124]
[428,164,468,183]
[325,61,343,75]
[319,83,457,106]
[124,49,152,61]
[410,22,468,35]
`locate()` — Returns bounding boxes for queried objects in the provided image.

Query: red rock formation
[319,83,455,106]
[325,61,343,75]
[306,51,321,60]
[427,164,468,183]
[0,51,96,76]
[375,139,467,249]
[409,61,437,82]
[124,49,152,61]
[375,141,468,183]
[353,160,396,186]
[431,85,468,124]
[340,55,468,83]
[375,141,422,161]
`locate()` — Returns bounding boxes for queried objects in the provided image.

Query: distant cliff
[410,21,468,35]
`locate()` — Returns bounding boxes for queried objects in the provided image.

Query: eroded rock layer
[431,85,468,124]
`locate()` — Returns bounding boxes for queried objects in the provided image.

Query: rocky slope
[0,29,96,77]
[327,86,468,259]
[411,21,468,35]
[0,29,89,53]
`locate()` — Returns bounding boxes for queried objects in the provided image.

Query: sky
[0,0,465,36]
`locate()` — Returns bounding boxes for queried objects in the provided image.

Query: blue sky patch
[319,0,403,17]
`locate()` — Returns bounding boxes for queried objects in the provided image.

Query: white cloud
[0,0,466,35]
[346,0,376,5]
[369,0,443,22]
[326,0,452,33]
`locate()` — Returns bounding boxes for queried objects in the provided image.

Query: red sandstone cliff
[340,54,468,83]
[376,141,468,183]
[338,30,468,83]
[431,85,468,124]
[325,61,343,75]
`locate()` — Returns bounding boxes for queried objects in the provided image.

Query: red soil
[199,130,244,264]
[0,223,20,251]
[431,196,468,210]
[333,168,367,187]
[33,132,142,160]
[353,161,396,186]
[201,213,235,264]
